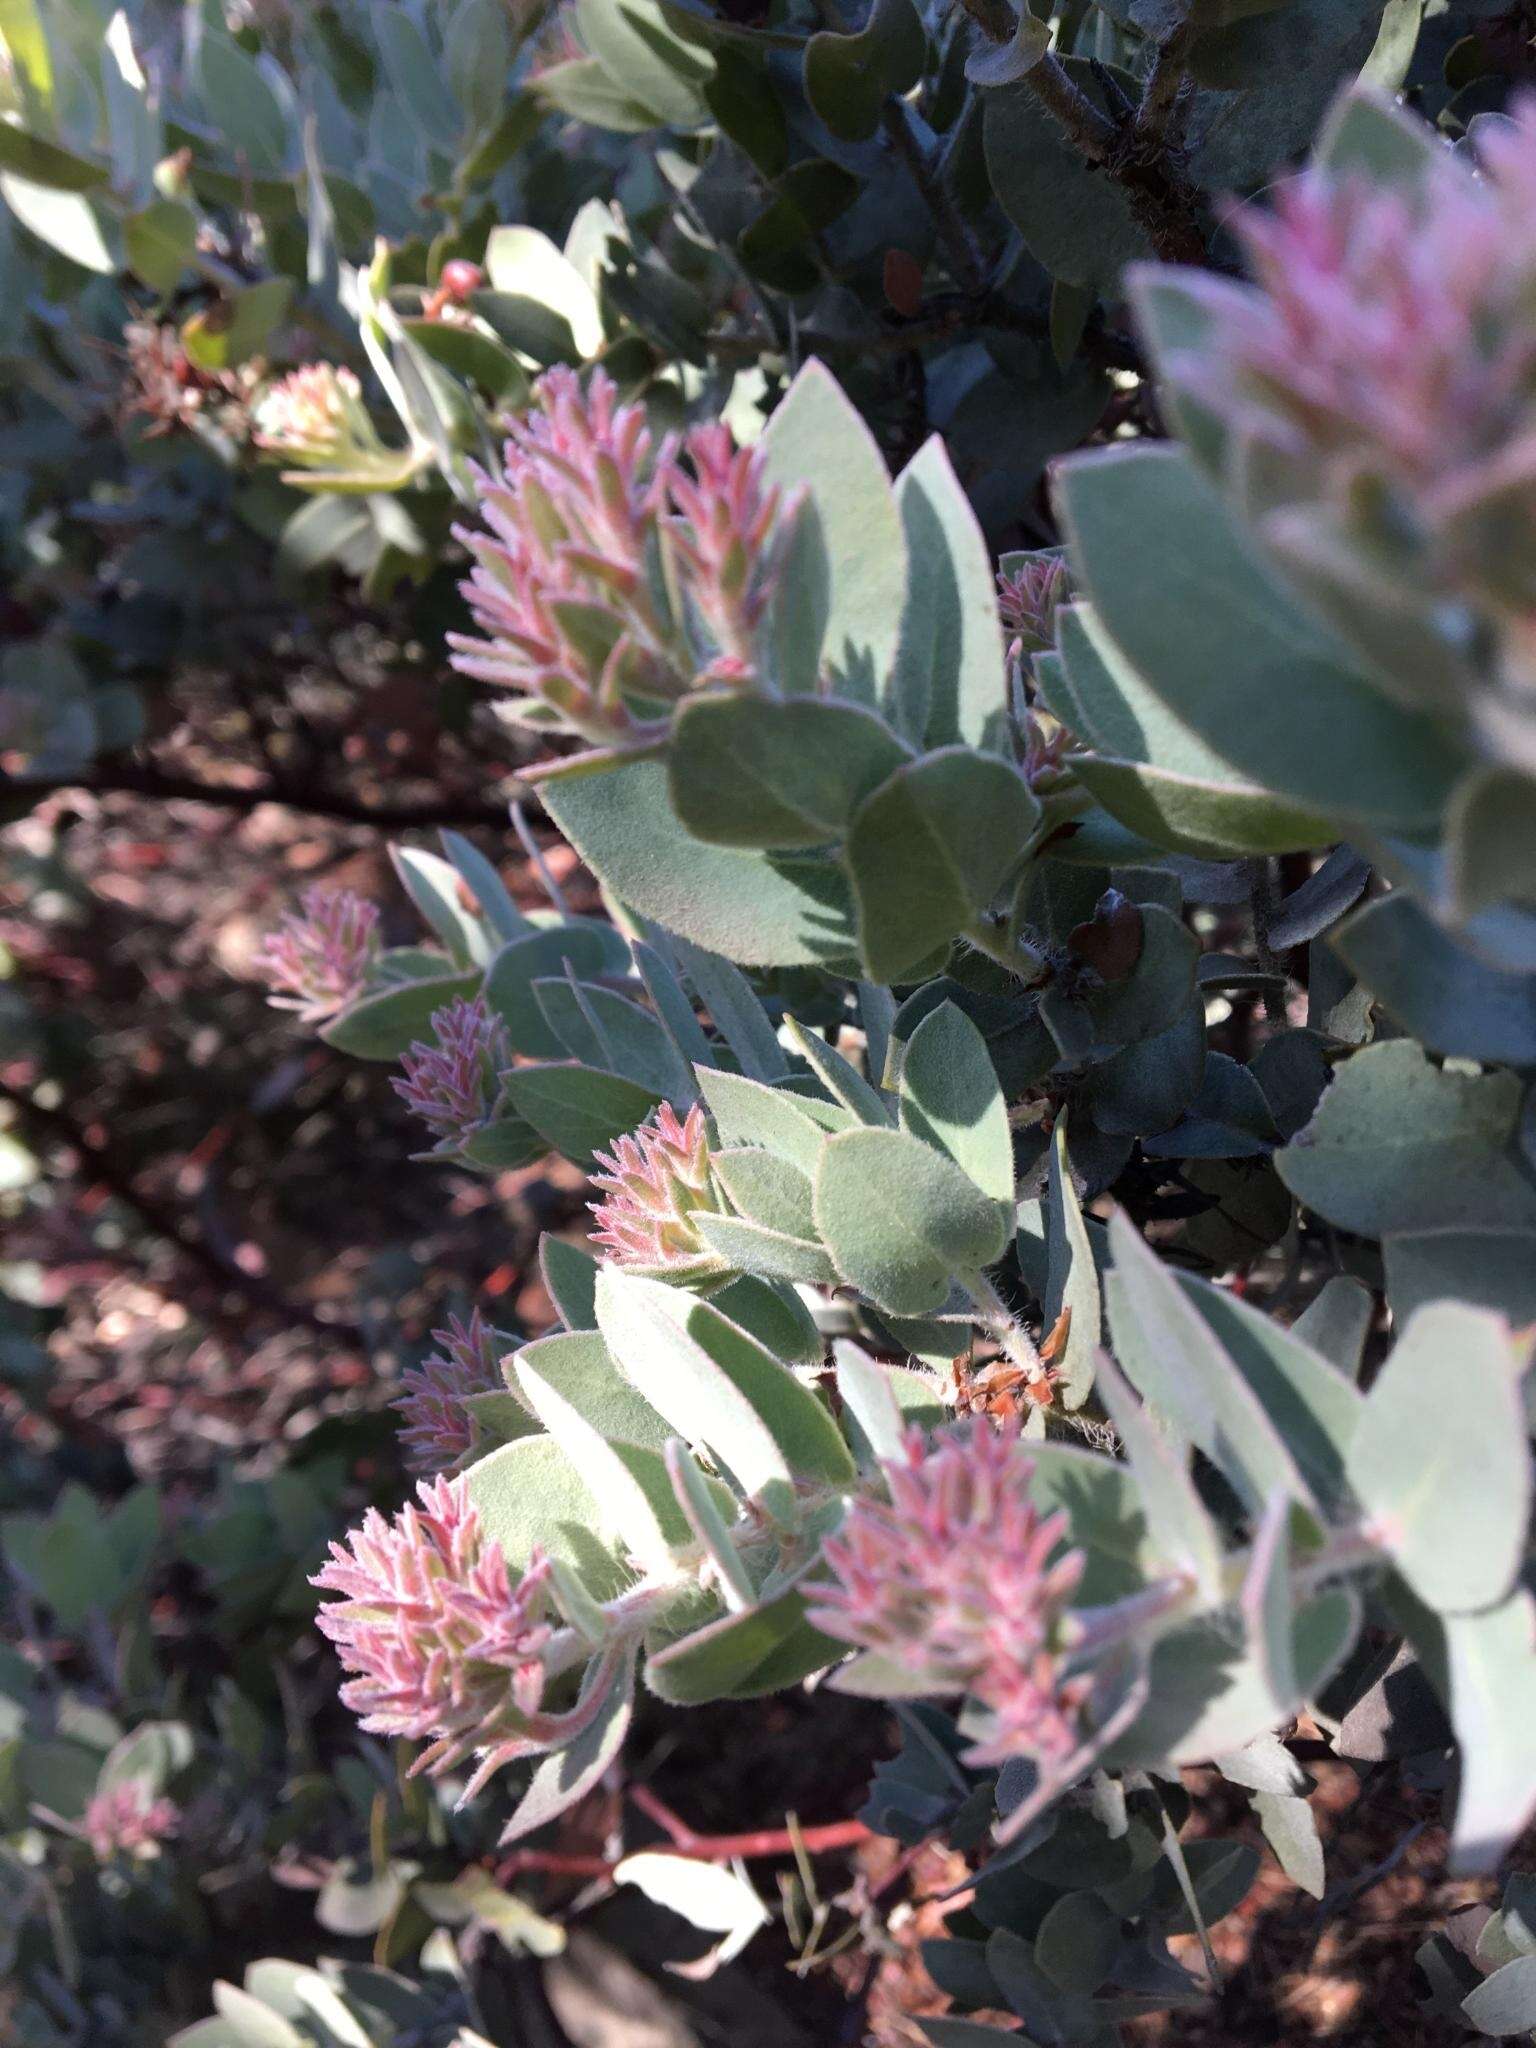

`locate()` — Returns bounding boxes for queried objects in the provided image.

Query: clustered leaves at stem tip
[1177,96,1536,746]
[393,995,511,1155]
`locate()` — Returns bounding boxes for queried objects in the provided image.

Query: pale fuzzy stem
[961,1268,1050,1387]
[960,914,1048,983]
[512,800,571,915]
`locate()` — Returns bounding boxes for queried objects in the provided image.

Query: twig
[6,761,515,833]
[0,1077,362,1340]
[626,1782,874,1861]
[881,99,988,299]
[1136,24,1195,152]
[1248,857,1290,1025]
[495,1787,873,1886]
[953,1,1209,267]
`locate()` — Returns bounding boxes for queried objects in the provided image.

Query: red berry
[438,260,485,301]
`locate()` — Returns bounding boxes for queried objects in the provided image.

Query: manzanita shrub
[237,84,1536,2046]
[9,0,1536,2033]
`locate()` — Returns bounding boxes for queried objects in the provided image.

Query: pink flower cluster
[256,887,381,1024]
[392,1308,505,1474]
[253,364,386,470]
[82,1781,180,1862]
[393,995,510,1153]
[448,368,796,743]
[589,1101,726,1282]
[808,1419,1091,1769]
[664,423,787,673]
[998,555,1069,663]
[312,1475,554,1794]
[1192,102,1536,576]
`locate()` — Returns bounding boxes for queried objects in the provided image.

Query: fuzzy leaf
[1277,1040,1536,1238]
[668,694,911,848]
[892,437,1010,752]
[501,1064,663,1163]
[759,359,907,703]
[1105,1210,1319,1519]
[1347,1303,1530,1615]
[846,749,1040,981]
[544,760,858,967]
[815,1126,1010,1315]
[1056,445,1461,827]
[899,1002,1013,1204]
[596,1271,855,1493]
[321,971,482,1061]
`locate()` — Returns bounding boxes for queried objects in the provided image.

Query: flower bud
[312,1475,554,1786]
[589,1101,731,1285]
[393,995,510,1155]
[808,1418,1091,1768]
[82,1781,180,1863]
[661,423,798,671]
[998,554,1070,662]
[393,1309,505,1474]
[1165,100,1536,759]
[253,364,387,471]
[448,368,796,751]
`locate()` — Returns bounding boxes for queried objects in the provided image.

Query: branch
[494,1786,873,1885]
[881,99,988,299]
[0,1077,363,1340]
[1135,24,1195,151]
[4,760,515,833]
[705,295,1141,375]
[956,4,1210,268]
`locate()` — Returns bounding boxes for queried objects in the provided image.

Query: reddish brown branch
[494,1785,875,1886]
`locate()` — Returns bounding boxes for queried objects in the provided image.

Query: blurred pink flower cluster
[392,1308,505,1474]
[1188,100,1536,612]
[312,1475,553,1795]
[82,1781,180,1862]
[253,364,383,470]
[393,995,510,1154]
[998,555,1069,663]
[448,367,798,745]
[808,1419,1091,1769]
[255,887,380,1023]
[589,1101,726,1283]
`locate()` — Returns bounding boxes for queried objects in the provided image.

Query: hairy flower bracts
[448,365,677,746]
[663,423,795,675]
[448,367,796,761]
[394,996,510,1156]
[999,555,1069,664]
[82,1781,180,1863]
[392,1309,505,1473]
[808,1419,1092,1768]
[312,1476,556,1796]
[999,555,1073,785]
[253,364,389,472]
[1162,98,1536,755]
[589,1101,730,1285]
[256,887,381,1023]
